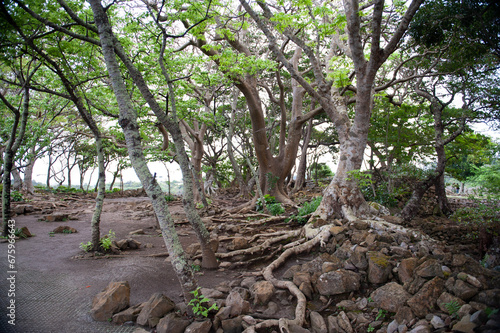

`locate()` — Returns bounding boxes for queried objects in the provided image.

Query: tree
[239,0,424,221]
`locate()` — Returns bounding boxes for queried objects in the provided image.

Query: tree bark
[11,167,22,191]
[1,85,30,235]
[293,118,313,193]
[23,149,36,194]
[88,0,198,299]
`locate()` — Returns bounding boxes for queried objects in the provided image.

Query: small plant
[256,194,277,211]
[165,194,176,202]
[267,203,285,216]
[376,309,388,321]
[11,191,24,202]
[80,241,93,252]
[192,264,201,272]
[14,228,28,239]
[367,325,375,332]
[62,229,74,234]
[480,254,490,267]
[287,196,322,225]
[485,307,499,318]
[100,229,116,250]
[188,287,218,318]
[49,231,55,237]
[443,300,461,318]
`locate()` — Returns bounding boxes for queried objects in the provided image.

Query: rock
[262,301,279,316]
[395,306,415,326]
[316,269,361,296]
[200,287,224,299]
[457,304,473,319]
[329,226,346,235]
[127,238,141,249]
[436,292,465,313]
[185,243,200,256]
[221,316,243,333]
[52,225,78,234]
[112,303,144,324]
[452,279,478,301]
[299,281,314,300]
[18,226,32,238]
[283,265,302,279]
[240,277,257,289]
[184,319,212,333]
[387,319,399,333]
[367,251,392,284]
[451,314,476,333]
[327,315,340,333]
[293,271,312,287]
[405,276,427,295]
[408,324,430,333]
[129,228,145,235]
[136,293,175,327]
[452,254,468,266]
[473,289,500,308]
[415,259,444,278]
[336,300,358,312]
[91,281,130,321]
[231,237,248,250]
[370,282,411,313]
[225,290,250,317]
[115,239,129,250]
[469,310,488,325]
[407,277,445,318]
[398,258,418,284]
[310,311,327,333]
[156,312,190,333]
[250,281,275,305]
[337,311,353,333]
[44,213,69,222]
[349,251,368,270]
[430,315,445,329]
[382,215,403,224]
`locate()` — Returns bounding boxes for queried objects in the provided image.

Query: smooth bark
[88,0,198,299]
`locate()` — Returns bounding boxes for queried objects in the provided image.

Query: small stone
[184,319,212,333]
[398,258,418,284]
[407,277,445,317]
[370,282,411,313]
[156,312,190,333]
[469,310,488,325]
[52,226,77,234]
[452,314,476,333]
[337,311,353,333]
[367,251,392,284]
[387,320,399,333]
[250,280,275,305]
[136,293,175,327]
[430,315,445,329]
[112,303,143,324]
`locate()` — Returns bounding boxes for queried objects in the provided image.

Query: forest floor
[0,187,496,333]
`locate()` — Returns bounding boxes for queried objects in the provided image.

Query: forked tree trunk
[89,0,198,300]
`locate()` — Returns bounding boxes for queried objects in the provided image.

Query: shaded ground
[0,194,245,333]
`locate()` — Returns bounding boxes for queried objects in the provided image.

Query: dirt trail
[0,196,239,333]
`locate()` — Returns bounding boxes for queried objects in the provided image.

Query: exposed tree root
[216,230,301,259]
[230,245,282,268]
[242,225,332,332]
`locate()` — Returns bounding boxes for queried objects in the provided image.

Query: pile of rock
[91,218,500,333]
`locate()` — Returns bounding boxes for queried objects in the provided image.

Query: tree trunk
[23,149,36,194]
[91,136,105,251]
[88,0,198,300]
[2,85,29,235]
[293,118,313,193]
[11,167,22,191]
[227,89,248,197]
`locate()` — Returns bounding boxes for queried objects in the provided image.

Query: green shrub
[256,194,276,211]
[165,194,176,202]
[100,229,116,251]
[267,203,285,216]
[188,287,219,318]
[287,196,322,225]
[11,191,24,202]
[80,241,93,252]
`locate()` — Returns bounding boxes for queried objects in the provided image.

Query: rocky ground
[2,188,500,333]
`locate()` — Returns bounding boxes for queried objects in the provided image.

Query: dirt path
[0,196,240,333]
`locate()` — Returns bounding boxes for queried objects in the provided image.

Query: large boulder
[91,281,130,321]
[398,258,418,284]
[316,269,361,296]
[136,293,175,327]
[370,282,412,313]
